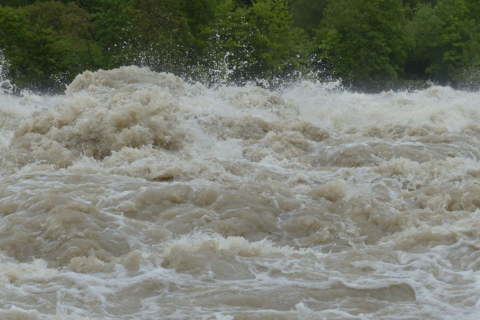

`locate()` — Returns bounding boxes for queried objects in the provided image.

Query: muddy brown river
[1,67,480,319]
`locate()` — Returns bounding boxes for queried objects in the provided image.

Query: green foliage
[201,0,311,84]
[183,0,218,30]
[409,0,480,83]
[25,1,101,70]
[2,0,480,91]
[402,0,437,8]
[0,5,64,90]
[24,1,89,37]
[0,2,101,91]
[287,0,328,36]
[0,0,75,8]
[129,0,195,74]
[0,0,36,6]
[464,0,480,21]
[252,0,311,74]
[93,0,135,68]
[317,0,408,83]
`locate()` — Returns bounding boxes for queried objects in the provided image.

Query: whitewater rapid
[1,66,480,319]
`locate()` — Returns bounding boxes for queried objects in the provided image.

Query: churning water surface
[1,66,480,319]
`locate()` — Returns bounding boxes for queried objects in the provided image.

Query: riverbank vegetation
[1,0,480,92]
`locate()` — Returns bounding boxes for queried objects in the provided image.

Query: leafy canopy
[318,0,408,82]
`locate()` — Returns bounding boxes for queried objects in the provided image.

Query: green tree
[202,0,310,84]
[0,6,65,90]
[317,0,408,84]
[402,0,437,9]
[464,0,480,22]
[184,0,218,30]
[0,3,101,91]
[287,0,328,37]
[410,0,480,82]
[0,0,35,6]
[129,0,195,74]
[0,0,77,8]
[24,1,101,69]
[94,0,196,73]
[93,0,135,68]
[24,1,90,36]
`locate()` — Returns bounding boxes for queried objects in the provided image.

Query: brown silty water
[1,66,480,319]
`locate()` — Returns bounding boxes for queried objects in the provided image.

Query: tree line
[1,0,480,92]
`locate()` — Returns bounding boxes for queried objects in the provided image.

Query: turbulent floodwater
[1,67,480,319]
